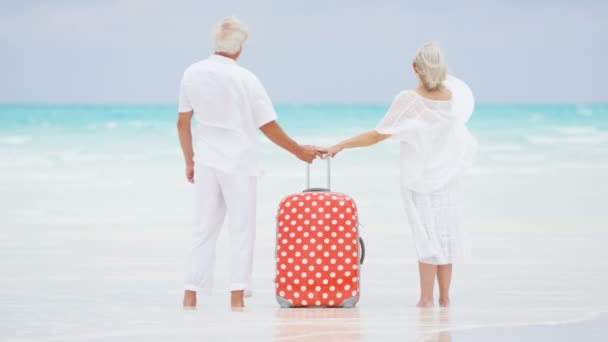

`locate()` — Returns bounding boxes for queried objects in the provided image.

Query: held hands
[296,145,325,163]
[320,144,344,159]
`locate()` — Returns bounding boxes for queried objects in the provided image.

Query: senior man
[177,16,319,308]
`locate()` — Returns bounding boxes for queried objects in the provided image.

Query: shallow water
[2,226,606,340]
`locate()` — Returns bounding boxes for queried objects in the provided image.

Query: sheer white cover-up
[375,75,477,264]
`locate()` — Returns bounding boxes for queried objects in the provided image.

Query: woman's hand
[324,144,344,158]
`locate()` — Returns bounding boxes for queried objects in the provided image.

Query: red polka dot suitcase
[275,158,365,308]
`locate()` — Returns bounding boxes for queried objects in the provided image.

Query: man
[177,16,320,308]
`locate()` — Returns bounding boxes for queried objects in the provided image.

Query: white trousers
[184,165,257,296]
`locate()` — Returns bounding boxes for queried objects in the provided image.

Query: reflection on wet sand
[418,308,452,342]
[274,308,361,342]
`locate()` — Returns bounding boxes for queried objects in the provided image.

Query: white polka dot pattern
[276,192,360,307]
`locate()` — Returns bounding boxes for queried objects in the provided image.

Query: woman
[324,43,477,307]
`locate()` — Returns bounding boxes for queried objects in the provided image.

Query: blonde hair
[213,16,249,54]
[413,43,447,90]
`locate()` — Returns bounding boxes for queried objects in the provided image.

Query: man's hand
[296,145,322,164]
[186,163,194,183]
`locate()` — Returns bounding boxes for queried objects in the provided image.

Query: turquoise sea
[1,103,607,229]
[1,103,608,340]
[2,103,608,171]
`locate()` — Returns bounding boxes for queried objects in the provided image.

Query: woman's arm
[325,130,390,157]
[324,91,410,158]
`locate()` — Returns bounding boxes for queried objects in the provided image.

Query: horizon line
[1,101,607,107]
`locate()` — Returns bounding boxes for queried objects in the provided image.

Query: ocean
[1,103,607,229]
[1,103,607,340]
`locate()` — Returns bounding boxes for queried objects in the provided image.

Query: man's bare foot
[416,298,434,308]
[183,290,197,309]
[439,297,450,307]
[231,290,245,308]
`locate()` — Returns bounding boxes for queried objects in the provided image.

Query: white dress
[375,76,477,265]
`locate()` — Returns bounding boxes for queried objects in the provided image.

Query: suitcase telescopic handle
[304,154,331,192]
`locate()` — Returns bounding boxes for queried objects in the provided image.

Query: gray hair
[413,43,447,90]
[213,16,248,54]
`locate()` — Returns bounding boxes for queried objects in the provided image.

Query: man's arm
[259,121,320,163]
[177,111,195,183]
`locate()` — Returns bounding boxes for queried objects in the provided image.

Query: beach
[1,103,607,341]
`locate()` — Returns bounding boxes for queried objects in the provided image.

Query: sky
[1,0,607,104]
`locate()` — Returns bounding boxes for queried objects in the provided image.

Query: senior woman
[324,43,477,307]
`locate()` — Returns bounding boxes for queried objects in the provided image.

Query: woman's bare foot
[183,290,197,309]
[231,290,245,308]
[416,298,434,308]
[439,297,450,307]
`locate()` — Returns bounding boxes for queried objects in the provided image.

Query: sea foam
[0,135,31,145]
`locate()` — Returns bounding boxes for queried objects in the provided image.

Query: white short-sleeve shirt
[178,55,278,175]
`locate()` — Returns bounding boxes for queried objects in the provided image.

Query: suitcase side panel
[275,192,361,307]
